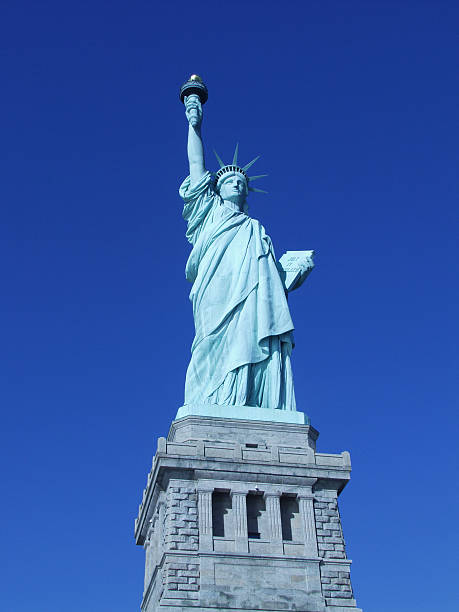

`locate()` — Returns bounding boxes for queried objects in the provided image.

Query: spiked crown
[214,144,268,194]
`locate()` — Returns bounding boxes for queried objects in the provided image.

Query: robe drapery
[180,171,296,411]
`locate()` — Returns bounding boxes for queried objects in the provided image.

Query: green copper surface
[176,403,308,424]
[180,78,314,420]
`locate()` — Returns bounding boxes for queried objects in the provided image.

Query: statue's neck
[222,199,243,212]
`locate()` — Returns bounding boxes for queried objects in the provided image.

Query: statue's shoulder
[179,171,215,202]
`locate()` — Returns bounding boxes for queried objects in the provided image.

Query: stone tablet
[278,250,315,292]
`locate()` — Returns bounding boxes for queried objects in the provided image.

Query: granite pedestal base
[135,410,362,612]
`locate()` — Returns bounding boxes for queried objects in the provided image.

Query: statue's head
[217,171,248,209]
[214,145,267,212]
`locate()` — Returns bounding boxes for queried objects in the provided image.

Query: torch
[180,74,208,125]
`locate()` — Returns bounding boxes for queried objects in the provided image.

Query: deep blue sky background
[1,1,457,610]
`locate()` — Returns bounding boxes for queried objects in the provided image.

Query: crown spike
[248,186,268,194]
[232,143,239,166]
[248,174,268,182]
[214,150,225,169]
[242,155,260,172]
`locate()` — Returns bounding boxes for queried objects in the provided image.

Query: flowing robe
[180,171,296,411]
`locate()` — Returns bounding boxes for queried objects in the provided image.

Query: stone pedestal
[135,411,362,612]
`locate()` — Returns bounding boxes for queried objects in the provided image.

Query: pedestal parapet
[135,412,362,612]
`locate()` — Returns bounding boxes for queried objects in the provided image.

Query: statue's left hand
[185,94,203,129]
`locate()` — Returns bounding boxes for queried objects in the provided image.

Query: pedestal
[135,410,362,612]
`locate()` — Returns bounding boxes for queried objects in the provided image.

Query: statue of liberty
[179,76,313,413]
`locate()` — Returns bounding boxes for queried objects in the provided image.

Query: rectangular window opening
[246,493,266,540]
[212,491,232,538]
[280,495,300,542]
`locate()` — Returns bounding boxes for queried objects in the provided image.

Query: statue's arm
[185,95,206,187]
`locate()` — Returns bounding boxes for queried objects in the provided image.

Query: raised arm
[185,94,206,187]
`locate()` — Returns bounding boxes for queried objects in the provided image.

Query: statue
[179,75,313,413]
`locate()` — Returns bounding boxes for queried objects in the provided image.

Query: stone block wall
[163,561,199,593]
[314,497,346,559]
[320,567,353,601]
[161,483,201,600]
[164,484,199,551]
[314,495,354,601]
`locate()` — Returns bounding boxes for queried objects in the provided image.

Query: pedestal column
[143,530,152,593]
[298,493,318,557]
[198,488,213,551]
[231,490,248,552]
[265,492,283,553]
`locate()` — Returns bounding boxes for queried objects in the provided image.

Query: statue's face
[218,173,248,208]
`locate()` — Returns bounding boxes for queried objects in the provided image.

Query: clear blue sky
[1,1,457,610]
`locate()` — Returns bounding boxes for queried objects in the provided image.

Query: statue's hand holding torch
[180,74,208,130]
[185,94,203,129]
